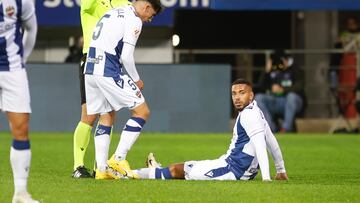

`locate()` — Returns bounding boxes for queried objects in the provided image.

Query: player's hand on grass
[136,80,144,90]
[275,172,288,180]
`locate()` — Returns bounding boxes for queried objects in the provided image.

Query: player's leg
[134,164,185,180]
[93,111,116,179]
[133,156,237,181]
[84,75,119,179]
[133,153,184,179]
[135,159,237,181]
[72,57,96,178]
[108,102,150,178]
[114,102,150,160]
[2,70,38,202]
[7,112,35,200]
[184,159,237,180]
[103,75,148,178]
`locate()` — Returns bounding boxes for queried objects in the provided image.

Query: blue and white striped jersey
[0,0,35,71]
[223,100,270,180]
[84,5,142,77]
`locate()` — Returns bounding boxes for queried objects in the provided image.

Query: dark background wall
[0,64,231,133]
[174,10,292,49]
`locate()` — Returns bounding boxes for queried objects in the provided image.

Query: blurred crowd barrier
[174,48,360,133]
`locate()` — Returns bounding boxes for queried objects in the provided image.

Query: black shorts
[79,54,87,105]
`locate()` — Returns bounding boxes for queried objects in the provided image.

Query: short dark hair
[146,0,162,14]
[232,78,252,88]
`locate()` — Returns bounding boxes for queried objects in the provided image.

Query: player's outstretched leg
[133,153,185,180]
[133,164,185,180]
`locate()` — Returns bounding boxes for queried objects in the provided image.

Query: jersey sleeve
[265,125,286,173]
[240,109,265,137]
[123,16,142,46]
[250,132,271,180]
[241,108,271,180]
[21,0,35,21]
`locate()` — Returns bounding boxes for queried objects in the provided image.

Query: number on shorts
[128,79,137,90]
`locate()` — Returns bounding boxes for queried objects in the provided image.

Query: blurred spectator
[255,50,304,133]
[330,16,360,119]
[65,36,84,63]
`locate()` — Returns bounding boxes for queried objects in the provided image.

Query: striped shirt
[84,5,141,77]
[224,100,271,180]
[80,0,130,54]
[0,0,34,71]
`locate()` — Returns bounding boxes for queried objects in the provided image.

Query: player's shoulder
[20,0,35,8]
[19,0,35,20]
[123,5,142,25]
[123,6,137,18]
[240,102,262,122]
[242,101,258,114]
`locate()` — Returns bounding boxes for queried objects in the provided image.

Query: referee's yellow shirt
[80,0,131,54]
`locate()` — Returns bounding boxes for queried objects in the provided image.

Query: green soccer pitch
[0,132,359,203]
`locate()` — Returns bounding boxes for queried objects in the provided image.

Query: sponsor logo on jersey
[87,55,103,64]
[6,6,15,17]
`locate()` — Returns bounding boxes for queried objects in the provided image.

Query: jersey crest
[5,6,15,17]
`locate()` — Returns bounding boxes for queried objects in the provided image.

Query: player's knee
[11,121,29,139]
[134,105,150,120]
[169,164,185,179]
[98,113,114,126]
[143,108,150,119]
[81,114,98,126]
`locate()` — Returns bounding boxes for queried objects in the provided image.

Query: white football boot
[146,152,162,168]
[12,191,39,203]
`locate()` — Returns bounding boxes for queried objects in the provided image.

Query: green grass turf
[1,132,360,203]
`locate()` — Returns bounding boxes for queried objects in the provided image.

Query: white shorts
[184,158,237,180]
[85,74,145,115]
[0,69,31,113]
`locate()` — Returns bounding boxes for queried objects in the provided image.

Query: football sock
[153,168,173,179]
[94,125,111,172]
[93,124,113,171]
[133,168,152,179]
[133,168,172,179]
[10,139,31,194]
[73,121,92,170]
[114,117,145,161]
